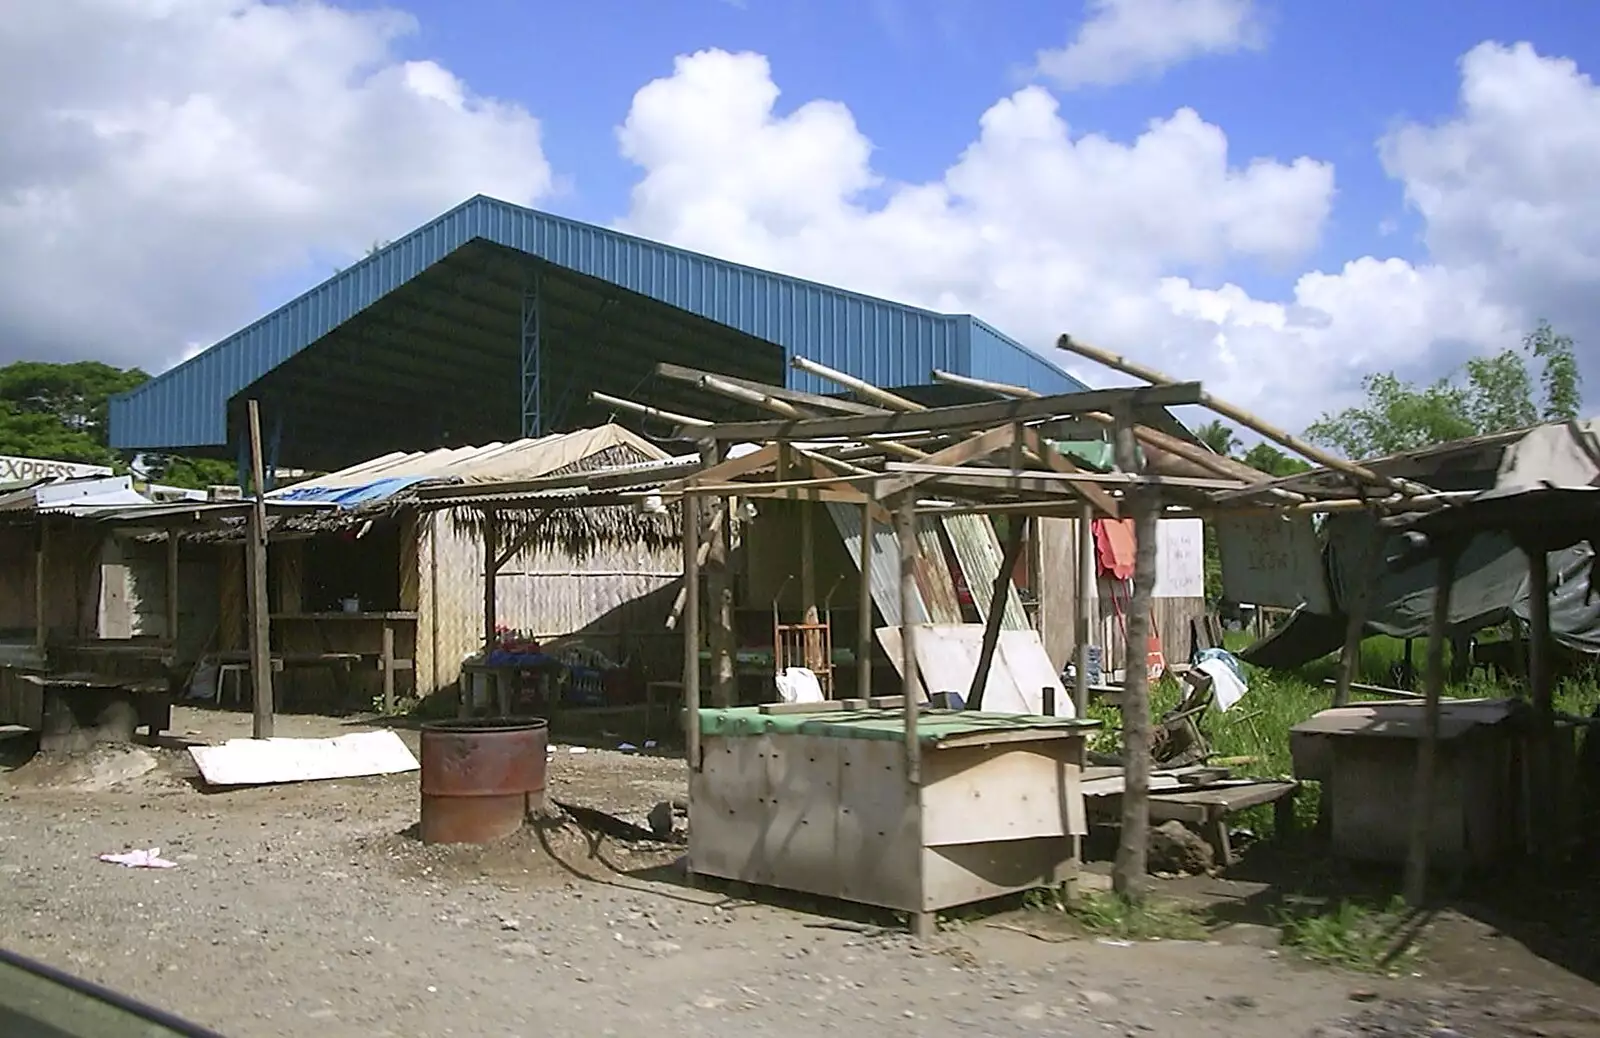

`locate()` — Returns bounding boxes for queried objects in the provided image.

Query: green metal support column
[520,273,543,438]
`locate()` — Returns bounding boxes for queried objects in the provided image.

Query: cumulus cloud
[0,0,552,371]
[1035,0,1265,89]
[615,44,1600,425]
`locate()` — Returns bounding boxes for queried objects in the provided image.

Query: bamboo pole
[246,399,274,740]
[792,355,926,412]
[1404,544,1458,906]
[165,529,180,648]
[591,390,711,428]
[33,520,47,654]
[1056,335,1425,497]
[1112,413,1155,901]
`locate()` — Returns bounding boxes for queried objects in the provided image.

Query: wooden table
[270,613,416,712]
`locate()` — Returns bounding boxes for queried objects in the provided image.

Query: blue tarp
[272,476,434,508]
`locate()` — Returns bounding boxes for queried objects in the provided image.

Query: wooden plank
[757,701,847,715]
[920,742,1082,846]
[690,382,1206,442]
[1019,428,1122,519]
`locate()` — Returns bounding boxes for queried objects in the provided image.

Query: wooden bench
[1146,780,1299,866]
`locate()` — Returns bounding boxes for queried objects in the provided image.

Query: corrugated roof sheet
[110,195,1086,451]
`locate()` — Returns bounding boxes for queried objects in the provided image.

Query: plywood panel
[921,743,1081,846]
[921,837,1077,913]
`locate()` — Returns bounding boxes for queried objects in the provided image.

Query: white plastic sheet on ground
[189,730,419,787]
[775,667,824,704]
[100,848,177,868]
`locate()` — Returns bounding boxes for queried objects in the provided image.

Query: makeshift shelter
[1228,420,1600,672]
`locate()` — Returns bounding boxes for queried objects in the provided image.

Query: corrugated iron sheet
[825,502,928,628]
[111,195,1087,451]
[941,514,1029,630]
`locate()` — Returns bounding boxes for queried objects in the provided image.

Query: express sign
[0,455,114,483]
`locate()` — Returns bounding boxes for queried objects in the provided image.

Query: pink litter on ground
[99,848,177,869]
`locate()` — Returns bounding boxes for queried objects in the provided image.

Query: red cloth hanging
[1093,517,1137,581]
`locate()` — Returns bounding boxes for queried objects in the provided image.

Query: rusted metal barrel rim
[419,716,549,846]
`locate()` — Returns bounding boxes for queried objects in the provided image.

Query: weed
[1035,890,1209,942]
[1277,895,1422,973]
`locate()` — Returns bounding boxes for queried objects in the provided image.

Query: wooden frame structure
[584,342,1465,928]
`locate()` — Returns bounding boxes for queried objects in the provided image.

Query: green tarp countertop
[699,706,1101,743]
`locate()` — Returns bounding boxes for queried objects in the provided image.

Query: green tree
[0,360,233,489]
[1305,321,1584,459]
[1194,419,1240,457]
[1241,442,1312,477]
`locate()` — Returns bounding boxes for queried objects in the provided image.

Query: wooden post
[896,495,921,782]
[1404,544,1458,906]
[165,530,180,648]
[1074,501,1095,716]
[700,443,736,708]
[381,621,396,716]
[858,500,874,699]
[800,496,823,674]
[33,519,48,654]
[967,517,1026,710]
[1525,545,1556,860]
[683,491,702,771]
[1112,412,1156,901]
[1333,516,1382,707]
[245,399,274,740]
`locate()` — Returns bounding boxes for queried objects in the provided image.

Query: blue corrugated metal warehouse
[110,195,1088,470]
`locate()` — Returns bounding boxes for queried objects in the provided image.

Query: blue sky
[367,0,1600,301]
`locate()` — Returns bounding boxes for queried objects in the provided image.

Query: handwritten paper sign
[1153,518,1204,599]
[1216,513,1332,612]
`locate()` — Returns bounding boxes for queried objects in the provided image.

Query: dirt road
[0,709,1592,1037]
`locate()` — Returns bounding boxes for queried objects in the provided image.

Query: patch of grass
[1277,895,1422,973]
[1086,632,1600,838]
[1030,889,1209,942]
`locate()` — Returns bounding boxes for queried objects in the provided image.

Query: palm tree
[1194,419,1240,458]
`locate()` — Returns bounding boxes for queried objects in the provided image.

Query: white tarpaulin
[190,730,419,787]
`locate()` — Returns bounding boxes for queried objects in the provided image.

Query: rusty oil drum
[418,717,549,845]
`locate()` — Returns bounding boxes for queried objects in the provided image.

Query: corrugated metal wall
[416,510,682,697]
[112,196,1088,451]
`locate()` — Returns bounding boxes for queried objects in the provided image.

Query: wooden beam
[680,444,782,488]
[790,355,926,412]
[874,424,1021,499]
[1018,428,1123,518]
[1404,544,1458,906]
[686,382,1206,442]
[493,509,555,571]
[1332,517,1383,707]
[246,399,274,740]
[654,361,886,415]
[967,517,1026,710]
[880,464,1241,494]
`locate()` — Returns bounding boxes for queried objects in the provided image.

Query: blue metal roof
[111,195,1085,453]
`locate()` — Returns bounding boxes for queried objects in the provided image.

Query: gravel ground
[0,708,1593,1038]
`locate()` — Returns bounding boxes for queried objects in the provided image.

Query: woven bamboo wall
[417,510,683,696]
